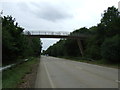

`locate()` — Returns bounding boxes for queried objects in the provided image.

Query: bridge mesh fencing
[24,31,70,36]
[23,31,91,38]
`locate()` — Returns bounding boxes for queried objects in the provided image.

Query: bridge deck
[24,31,90,39]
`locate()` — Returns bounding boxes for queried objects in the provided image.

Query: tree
[101,35,120,63]
[44,6,120,64]
[2,15,24,64]
[2,15,42,65]
[101,6,120,36]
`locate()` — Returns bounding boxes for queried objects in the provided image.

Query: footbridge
[24,31,90,39]
[24,30,91,56]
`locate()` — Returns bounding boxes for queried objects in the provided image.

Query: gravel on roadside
[17,61,39,88]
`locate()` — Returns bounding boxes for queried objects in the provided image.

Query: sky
[0,0,119,51]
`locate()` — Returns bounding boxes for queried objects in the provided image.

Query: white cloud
[119,1,120,11]
[31,2,73,22]
[41,38,60,50]
[1,0,120,50]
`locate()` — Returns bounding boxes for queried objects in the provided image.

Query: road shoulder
[17,58,39,88]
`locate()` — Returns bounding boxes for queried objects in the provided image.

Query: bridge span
[24,30,91,56]
[24,31,90,39]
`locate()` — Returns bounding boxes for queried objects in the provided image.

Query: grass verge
[2,57,39,88]
[58,56,119,69]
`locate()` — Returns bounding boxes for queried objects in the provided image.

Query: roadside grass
[2,57,40,88]
[58,56,119,69]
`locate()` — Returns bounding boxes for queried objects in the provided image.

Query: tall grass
[2,57,39,88]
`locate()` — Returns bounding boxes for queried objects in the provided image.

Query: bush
[84,35,102,60]
[101,35,120,63]
[85,44,101,60]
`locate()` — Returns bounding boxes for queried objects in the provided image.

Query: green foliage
[2,57,39,88]
[2,15,42,65]
[45,39,66,56]
[64,39,80,56]
[84,35,101,60]
[44,6,120,64]
[72,27,90,34]
[85,6,120,61]
[101,6,120,36]
[101,35,120,62]
[101,6,119,27]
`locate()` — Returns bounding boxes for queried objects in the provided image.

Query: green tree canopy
[2,15,42,65]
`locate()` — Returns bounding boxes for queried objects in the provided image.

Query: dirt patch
[17,62,39,88]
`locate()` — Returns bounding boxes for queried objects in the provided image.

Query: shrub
[101,35,120,63]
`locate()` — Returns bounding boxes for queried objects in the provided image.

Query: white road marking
[43,62,55,88]
[115,80,120,83]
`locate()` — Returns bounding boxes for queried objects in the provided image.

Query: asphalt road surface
[35,56,118,88]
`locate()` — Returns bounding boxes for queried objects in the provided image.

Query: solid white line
[115,80,120,83]
[43,61,55,88]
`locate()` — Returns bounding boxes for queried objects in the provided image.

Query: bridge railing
[24,31,70,36]
[23,30,90,38]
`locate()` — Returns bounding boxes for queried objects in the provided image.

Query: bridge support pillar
[77,39,84,56]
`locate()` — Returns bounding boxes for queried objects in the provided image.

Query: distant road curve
[35,56,118,88]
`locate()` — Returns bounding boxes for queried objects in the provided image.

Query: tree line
[2,15,42,65]
[43,6,120,63]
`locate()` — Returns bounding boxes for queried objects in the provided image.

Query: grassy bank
[58,56,119,69]
[2,57,40,88]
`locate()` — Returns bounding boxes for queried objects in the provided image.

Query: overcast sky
[1,0,119,50]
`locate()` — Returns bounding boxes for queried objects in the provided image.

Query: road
[35,56,118,88]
